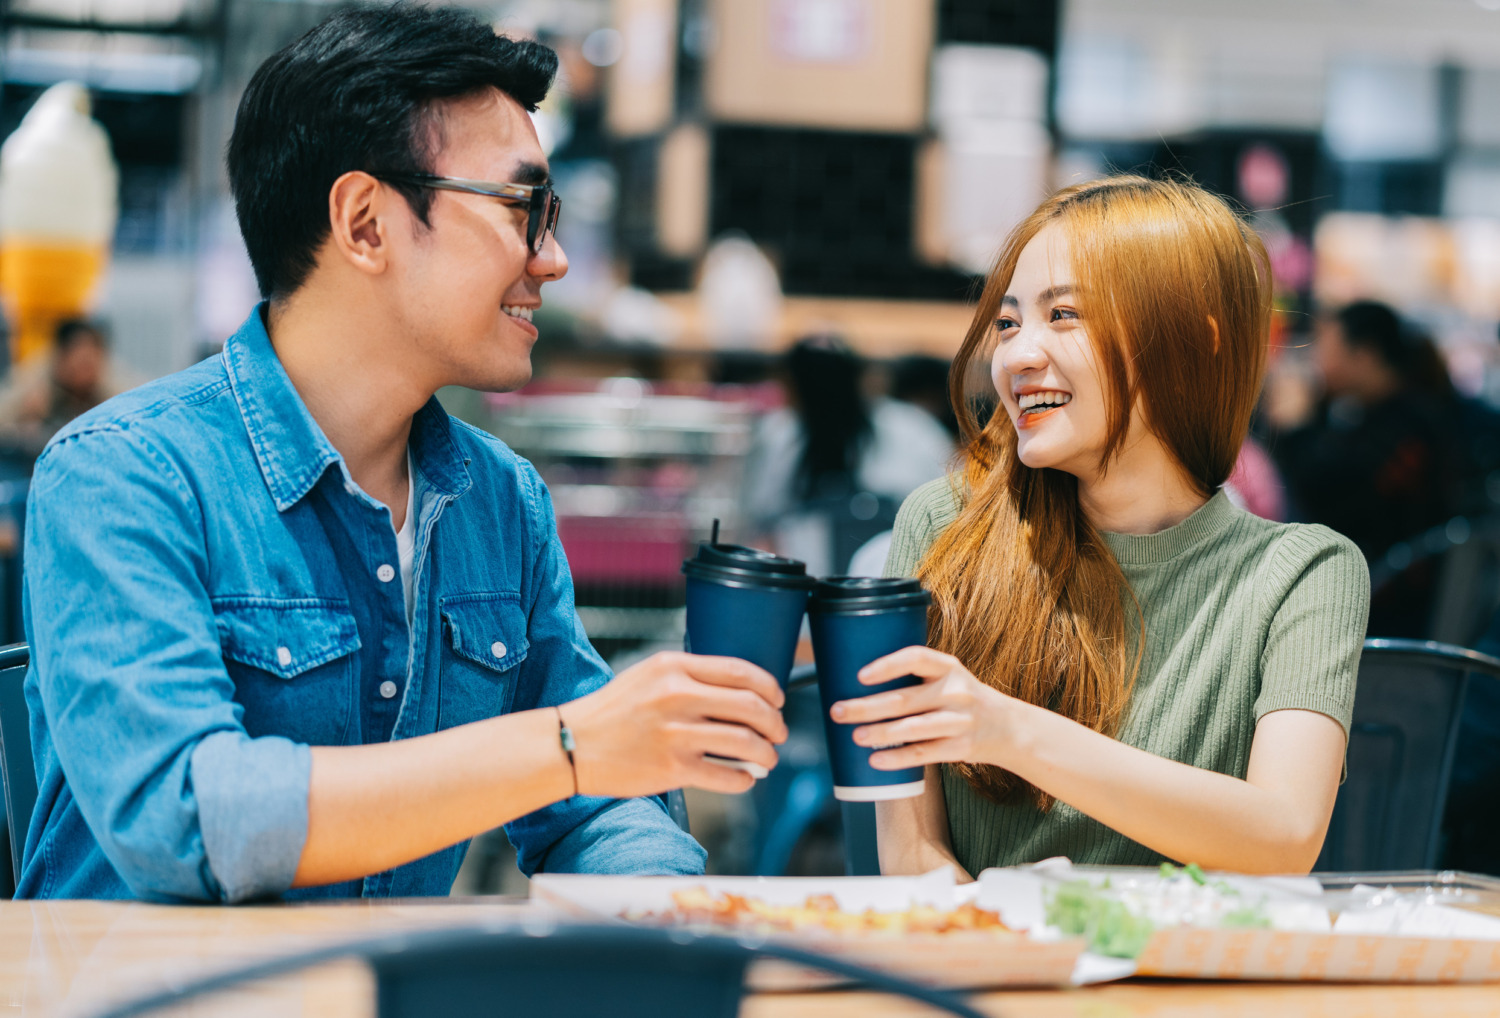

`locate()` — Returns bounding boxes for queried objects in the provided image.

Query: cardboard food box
[530,869,1089,990]
[978,863,1500,984]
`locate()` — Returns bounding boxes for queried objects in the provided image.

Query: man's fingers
[672,653,784,708]
[682,759,758,795]
[698,684,789,744]
[684,722,780,772]
[856,646,954,686]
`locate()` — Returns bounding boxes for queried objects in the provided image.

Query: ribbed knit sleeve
[883,476,962,579]
[1253,526,1371,737]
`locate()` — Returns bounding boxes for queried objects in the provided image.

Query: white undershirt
[395,451,416,625]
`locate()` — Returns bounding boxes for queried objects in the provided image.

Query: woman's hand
[829,647,1016,771]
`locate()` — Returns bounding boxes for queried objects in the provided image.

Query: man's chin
[453,360,533,395]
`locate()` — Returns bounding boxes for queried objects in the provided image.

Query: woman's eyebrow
[1037,284,1074,304]
[1000,295,1020,310]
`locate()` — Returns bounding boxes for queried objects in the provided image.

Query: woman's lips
[1015,405,1064,430]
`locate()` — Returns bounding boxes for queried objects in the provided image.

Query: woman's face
[991,223,1114,477]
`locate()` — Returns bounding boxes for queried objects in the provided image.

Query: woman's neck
[1076,436,1210,535]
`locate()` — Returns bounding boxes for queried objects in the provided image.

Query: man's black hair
[227,2,557,298]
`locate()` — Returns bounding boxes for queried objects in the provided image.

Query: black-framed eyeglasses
[379,173,561,255]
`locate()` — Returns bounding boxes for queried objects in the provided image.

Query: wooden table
[3,898,1499,1017]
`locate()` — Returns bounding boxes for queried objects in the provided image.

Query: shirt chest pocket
[437,593,529,731]
[215,600,362,746]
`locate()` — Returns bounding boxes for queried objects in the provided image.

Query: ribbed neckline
[1100,488,1240,565]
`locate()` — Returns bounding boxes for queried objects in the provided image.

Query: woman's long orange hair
[919,176,1272,808]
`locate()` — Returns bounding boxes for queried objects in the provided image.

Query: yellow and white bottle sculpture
[0,81,118,364]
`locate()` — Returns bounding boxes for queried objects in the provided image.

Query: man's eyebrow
[511,161,552,187]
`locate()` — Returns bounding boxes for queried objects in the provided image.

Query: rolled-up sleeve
[26,426,309,901]
[501,465,705,876]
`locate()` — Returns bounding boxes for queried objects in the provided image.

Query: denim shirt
[16,307,705,902]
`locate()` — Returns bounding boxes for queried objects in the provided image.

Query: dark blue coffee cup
[683,541,814,778]
[807,577,930,802]
[682,541,814,686]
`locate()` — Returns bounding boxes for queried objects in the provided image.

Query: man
[16,3,785,902]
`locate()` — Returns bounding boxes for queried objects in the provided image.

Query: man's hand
[561,652,788,797]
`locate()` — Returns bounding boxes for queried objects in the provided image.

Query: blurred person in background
[743,336,954,577]
[16,4,788,904]
[0,318,128,463]
[1268,301,1468,636]
[890,354,960,439]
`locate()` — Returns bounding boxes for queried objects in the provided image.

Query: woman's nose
[999,328,1048,377]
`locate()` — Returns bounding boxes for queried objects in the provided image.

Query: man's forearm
[292,707,572,888]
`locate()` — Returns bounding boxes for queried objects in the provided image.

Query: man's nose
[528,234,568,283]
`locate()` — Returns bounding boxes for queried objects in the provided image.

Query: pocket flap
[440,593,530,673]
[214,600,361,679]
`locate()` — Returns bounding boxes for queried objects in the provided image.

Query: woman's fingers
[831,674,955,723]
[852,711,968,749]
[869,738,962,771]
[856,646,959,686]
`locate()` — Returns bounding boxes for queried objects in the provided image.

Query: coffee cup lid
[682,542,815,589]
[808,576,930,612]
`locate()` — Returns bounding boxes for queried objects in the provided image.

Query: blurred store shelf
[478,377,763,661]
[651,294,976,358]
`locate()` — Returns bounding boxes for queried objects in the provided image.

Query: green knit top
[883,477,1370,874]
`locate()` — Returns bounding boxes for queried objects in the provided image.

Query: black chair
[0,641,32,896]
[1316,638,1500,871]
[92,922,988,1018]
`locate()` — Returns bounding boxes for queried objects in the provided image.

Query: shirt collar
[224,304,472,512]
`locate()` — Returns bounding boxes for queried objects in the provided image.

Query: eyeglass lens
[528,189,561,254]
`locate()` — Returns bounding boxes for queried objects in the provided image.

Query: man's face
[388,88,567,393]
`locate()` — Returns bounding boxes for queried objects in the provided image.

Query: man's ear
[327,171,392,278]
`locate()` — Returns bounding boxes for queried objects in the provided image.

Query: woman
[832,176,1369,877]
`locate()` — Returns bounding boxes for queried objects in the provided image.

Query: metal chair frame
[90,921,989,1018]
[0,642,32,893]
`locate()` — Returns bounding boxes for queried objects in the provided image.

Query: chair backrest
[0,642,33,891]
[92,923,988,1018]
[1316,638,1500,871]
[1427,518,1500,647]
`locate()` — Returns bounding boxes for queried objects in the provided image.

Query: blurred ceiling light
[581,27,623,67]
[1324,58,1441,161]
[6,0,205,26]
[4,29,202,92]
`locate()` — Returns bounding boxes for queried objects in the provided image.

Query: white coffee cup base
[705,755,769,780]
[834,779,925,802]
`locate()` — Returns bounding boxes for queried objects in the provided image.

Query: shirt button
[377,563,396,583]
[379,680,398,699]
[491,641,507,658]
[276,646,292,667]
